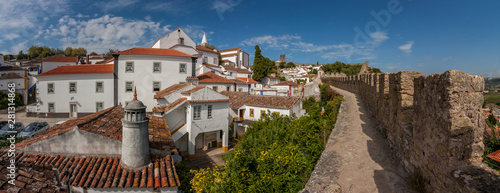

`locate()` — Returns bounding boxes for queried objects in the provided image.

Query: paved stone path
[331,86,416,193]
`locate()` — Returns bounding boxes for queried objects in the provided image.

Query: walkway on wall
[302,86,416,193]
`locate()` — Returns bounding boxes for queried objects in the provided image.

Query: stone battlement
[322,70,500,192]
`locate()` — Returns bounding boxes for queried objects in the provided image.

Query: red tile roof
[0,72,24,79]
[114,48,195,58]
[0,152,180,191]
[273,80,298,86]
[234,78,248,85]
[487,149,500,162]
[43,56,78,63]
[236,77,258,83]
[196,45,217,53]
[36,64,114,76]
[222,65,251,74]
[154,83,190,99]
[10,106,174,151]
[197,72,233,83]
[152,97,188,113]
[219,47,240,52]
[181,86,206,95]
[189,99,230,103]
[202,63,220,68]
[96,58,114,64]
[266,75,280,79]
[220,92,300,109]
[220,53,239,57]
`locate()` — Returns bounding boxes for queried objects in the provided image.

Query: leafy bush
[483,127,500,170]
[190,91,343,192]
[321,61,362,76]
[0,91,23,109]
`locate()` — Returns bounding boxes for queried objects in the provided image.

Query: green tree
[103,49,120,60]
[486,114,498,128]
[286,62,295,68]
[65,47,73,56]
[71,47,87,57]
[252,45,267,81]
[90,52,98,55]
[279,62,286,69]
[16,50,27,60]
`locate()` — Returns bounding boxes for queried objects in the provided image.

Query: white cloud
[441,56,452,62]
[369,31,389,46]
[0,0,68,54]
[398,41,414,54]
[10,41,29,54]
[143,1,187,16]
[212,0,243,20]
[44,15,172,54]
[94,0,140,12]
[181,25,214,43]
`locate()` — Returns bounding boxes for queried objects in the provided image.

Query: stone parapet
[321,70,500,192]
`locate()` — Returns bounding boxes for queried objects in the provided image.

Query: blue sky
[1,0,499,77]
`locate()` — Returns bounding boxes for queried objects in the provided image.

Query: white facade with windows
[36,73,114,117]
[116,54,194,112]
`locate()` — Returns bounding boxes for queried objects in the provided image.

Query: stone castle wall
[322,70,500,192]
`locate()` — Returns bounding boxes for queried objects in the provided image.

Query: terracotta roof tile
[154,83,190,99]
[221,92,300,109]
[0,72,24,79]
[152,97,188,113]
[95,58,114,64]
[36,64,114,76]
[219,47,240,52]
[196,45,217,53]
[43,56,78,63]
[189,99,230,103]
[8,106,174,152]
[114,48,195,58]
[202,63,220,68]
[0,153,179,191]
[487,149,500,162]
[236,77,258,83]
[0,65,25,71]
[197,72,233,83]
[273,80,298,86]
[222,65,251,74]
[181,86,206,95]
[220,91,249,108]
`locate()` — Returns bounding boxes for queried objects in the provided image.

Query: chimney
[186,76,199,85]
[121,88,151,169]
[86,55,89,64]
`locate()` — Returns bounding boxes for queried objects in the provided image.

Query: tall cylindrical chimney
[121,88,151,169]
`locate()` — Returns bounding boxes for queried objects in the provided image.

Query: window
[126,62,134,72]
[238,88,243,92]
[125,81,133,92]
[260,110,266,119]
[250,108,254,117]
[212,86,218,92]
[47,83,54,94]
[48,103,55,113]
[207,105,212,119]
[153,81,161,92]
[273,111,280,116]
[178,38,184,45]
[203,56,208,63]
[179,63,186,73]
[214,58,217,64]
[96,82,103,93]
[153,62,161,73]
[193,105,201,120]
[69,82,76,93]
[226,87,230,91]
[96,102,103,112]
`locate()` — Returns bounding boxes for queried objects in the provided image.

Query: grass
[484,92,500,106]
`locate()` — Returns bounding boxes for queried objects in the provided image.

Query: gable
[190,87,230,102]
[152,28,196,49]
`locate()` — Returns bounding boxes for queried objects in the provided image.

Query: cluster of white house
[28,28,308,157]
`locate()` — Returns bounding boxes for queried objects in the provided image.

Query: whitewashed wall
[37,73,114,114]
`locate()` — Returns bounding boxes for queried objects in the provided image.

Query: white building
[221,91,301,136]
[151,28,219,76]
[261,75,281,87]
[153,83,229,158]
[221,65,252,78]
[36,64,114,118]
[88,55,106,64]
[41,55,78,73]
[220,47,250,67]
[113,47,197,112]
[196,71,235,92]
[270,80,299,96]
[235,77,260,94]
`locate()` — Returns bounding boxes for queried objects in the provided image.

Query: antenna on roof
[133,86,137,100]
